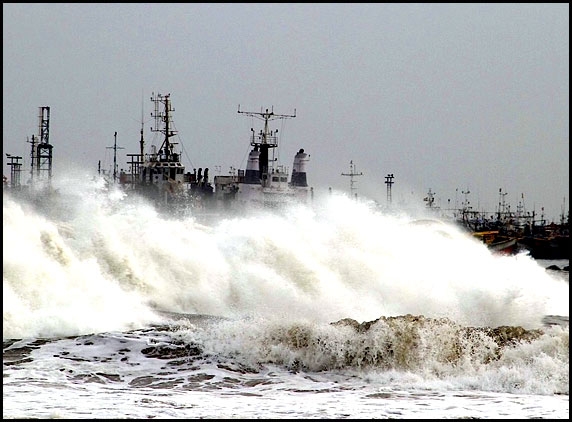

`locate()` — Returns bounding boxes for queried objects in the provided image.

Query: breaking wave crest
[3,178,569,340]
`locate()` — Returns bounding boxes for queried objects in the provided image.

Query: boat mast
[140,92,145,160]
[424,188,437,209]
[106,131,124,183]
[27,135,36,182]
[341,160,363,200]
[138,123,144,163]
[124,97,147,185]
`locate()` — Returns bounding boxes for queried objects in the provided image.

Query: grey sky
[3,3,569,221]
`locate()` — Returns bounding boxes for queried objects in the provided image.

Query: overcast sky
[3,3,569,221]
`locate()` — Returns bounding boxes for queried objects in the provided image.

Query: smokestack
[244,146,261,184]
[291,148,309,187]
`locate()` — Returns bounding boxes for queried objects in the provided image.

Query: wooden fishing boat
[472,230,520,255]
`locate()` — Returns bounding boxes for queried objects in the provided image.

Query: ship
[443,189,569,258]
[113,93,311,215]
[114,92,214,213]
[212,106,311,211]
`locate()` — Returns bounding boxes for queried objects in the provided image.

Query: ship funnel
[291,148,309,187]
[244,146,261,184]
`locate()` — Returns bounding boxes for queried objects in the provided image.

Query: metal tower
[385,173,394,204]
[5,153,23,189]
[35,106,53,184]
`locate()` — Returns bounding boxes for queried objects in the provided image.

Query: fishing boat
[471,230,520,255]
[518,222,570,259]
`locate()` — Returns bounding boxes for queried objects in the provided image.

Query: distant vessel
[116,92,214,212]
[445,189,569,258]
[518,223,570,259]
[114,94,310,213]
[471,230,520,255]
[213,106,310,210]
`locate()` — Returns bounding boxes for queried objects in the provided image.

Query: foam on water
[3,175,569,340]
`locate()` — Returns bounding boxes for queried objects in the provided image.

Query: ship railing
[250,134,278,147]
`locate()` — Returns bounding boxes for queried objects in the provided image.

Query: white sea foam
[3,178,569,340]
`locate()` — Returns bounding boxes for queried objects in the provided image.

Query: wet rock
[141,340,202,359]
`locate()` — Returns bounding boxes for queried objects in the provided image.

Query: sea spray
[3,183,569,340]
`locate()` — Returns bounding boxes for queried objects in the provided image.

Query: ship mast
[151,92,178,160]
[139,91,145,160]
[106,131,124,183]
[341,160,363,200]
[237,105,296,176]
[27,135,36,182]
[125,96,147,185]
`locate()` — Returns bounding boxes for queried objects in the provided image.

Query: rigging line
[180,137,195,171]
[148,130,160,150]
[231,115,248,172]
[101,148,113,175]
[170,120,195,170]
[278,118,288,163]
[238,135,251,171]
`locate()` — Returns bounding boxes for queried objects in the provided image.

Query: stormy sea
[3,176,569,419]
